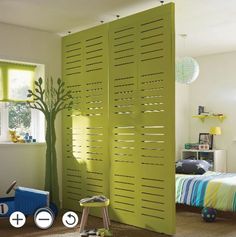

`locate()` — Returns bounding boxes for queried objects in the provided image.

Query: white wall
[175,83,190,160]
[189,51,236,172]
[0,22,61,78]
[0,22,62,195]
[0,144,46,194]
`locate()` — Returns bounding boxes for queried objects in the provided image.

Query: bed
[176,171,236,212]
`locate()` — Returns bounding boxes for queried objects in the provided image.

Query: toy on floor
[97,228,113,236]
[201,207,217,222]
[80,229,97,237]
[80,228,112,237]
[0,180,58,228]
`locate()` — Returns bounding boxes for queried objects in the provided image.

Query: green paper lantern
[176,57,199,84]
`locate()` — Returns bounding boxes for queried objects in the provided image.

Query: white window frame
[0,102,45,142]
[0,60,46,143]
[0,103,9,141]
[31,108,45,142]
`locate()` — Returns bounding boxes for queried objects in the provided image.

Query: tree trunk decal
[27,77,72,208]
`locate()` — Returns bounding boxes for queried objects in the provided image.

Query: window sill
[0,142,46,147]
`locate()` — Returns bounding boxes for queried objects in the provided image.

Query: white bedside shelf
[181,149,227,172]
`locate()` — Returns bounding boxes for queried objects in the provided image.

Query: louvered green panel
[109,3,175,235]
[62,24,109,215]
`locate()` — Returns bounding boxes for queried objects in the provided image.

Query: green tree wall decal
[27,77,72,208]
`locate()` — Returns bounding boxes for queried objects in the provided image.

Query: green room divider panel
[62,24,109,214]
[62,3,175,235]
[109,3,175,234]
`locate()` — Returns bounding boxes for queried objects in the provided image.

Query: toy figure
[9,130,25,143]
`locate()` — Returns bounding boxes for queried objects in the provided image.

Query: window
[8,69,34,101]
[8,102,31,135]
[0,61,45,142]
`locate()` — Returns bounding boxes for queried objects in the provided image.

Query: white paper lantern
[176,57,199,84]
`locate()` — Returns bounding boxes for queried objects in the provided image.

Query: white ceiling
[0,0,236,57]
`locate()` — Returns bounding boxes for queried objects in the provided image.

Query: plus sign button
[9,211,26,228]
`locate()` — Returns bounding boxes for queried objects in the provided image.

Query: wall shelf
[192,114,226,122]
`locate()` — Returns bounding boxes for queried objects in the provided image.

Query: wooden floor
[1,208,236,237]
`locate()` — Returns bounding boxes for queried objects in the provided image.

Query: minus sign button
[34,208,54,229]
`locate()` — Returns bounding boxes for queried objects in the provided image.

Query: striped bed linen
[176,171,236,212]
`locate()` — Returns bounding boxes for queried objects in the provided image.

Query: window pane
[8,102,31,136]
[8,69,34,100]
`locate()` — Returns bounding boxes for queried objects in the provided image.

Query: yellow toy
[96,228,113,237]
[9,130,25,143]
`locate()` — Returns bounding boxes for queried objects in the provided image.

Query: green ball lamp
[176,57,200,84]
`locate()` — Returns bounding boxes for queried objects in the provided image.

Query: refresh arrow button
[62,211,79,228]
[66,213,76,225]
